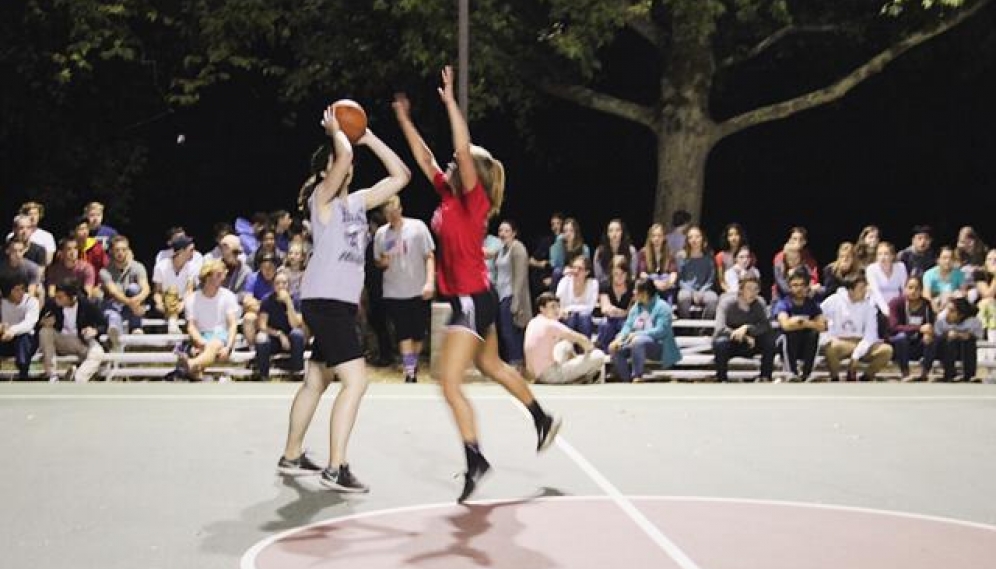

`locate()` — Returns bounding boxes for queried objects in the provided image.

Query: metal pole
[458,0,469,116]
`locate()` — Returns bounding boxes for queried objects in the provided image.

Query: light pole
[458,0,469,116]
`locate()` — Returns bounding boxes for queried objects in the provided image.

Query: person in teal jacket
[608,278,681,382]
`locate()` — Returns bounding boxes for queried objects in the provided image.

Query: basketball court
[2,381,995,568]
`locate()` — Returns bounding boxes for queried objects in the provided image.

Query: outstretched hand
[392,93,411,121]
[437,65,456,105]
[320,105,340,137]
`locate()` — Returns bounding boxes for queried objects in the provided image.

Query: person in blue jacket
[608,277,681,382]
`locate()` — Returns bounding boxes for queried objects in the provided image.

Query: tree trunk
[654,121,713,227]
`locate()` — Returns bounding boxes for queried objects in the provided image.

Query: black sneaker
[535,414,562,452]
[404,372,417,383]
[457,454,492,503]
[319,464,369,493]
[276,452,323,476]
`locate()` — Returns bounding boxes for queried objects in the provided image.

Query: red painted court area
[243,496,996,569]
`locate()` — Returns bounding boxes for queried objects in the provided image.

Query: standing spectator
[45,238,96,300]
[675,225,718,320]
[666,209,692,261]
[525,293,605,384]
[592,218,638,287]
[72,216,109,275]
[898,225,936,278]
[933,296,984,382]
[493,220,530,370]
[608,278,681,382]
[152,235,198,334]
[638,222,677,302]
[821,242,862,301]
[556,256,599,339]
[820,274,893,381]
[774,268,826,381]
[10,215,48,266]
[528,212,563,298]
[17,201,56,265]
[922,246,967,313]
[549,217,589,291]
[0,274,40,380]
[38,279,107,382]
[0,237,42,302]
[595,256,635,351]
[853,225,881,270]
[722,244,760,296]
[100,235,150,342]
[175,260,240,381]
[712,274,776,382]
[255,270,306,379]
[373,195,436,382]
[84,201,118,250]
[888,276,936,381]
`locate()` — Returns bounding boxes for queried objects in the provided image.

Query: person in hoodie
[608,277,681,382]
[933,296,984,382]
[820,273,893,381]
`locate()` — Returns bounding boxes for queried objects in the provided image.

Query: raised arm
[393,93,440,181]
[438,65,477,193]
[354,129,411,211]
[313,106,354,208]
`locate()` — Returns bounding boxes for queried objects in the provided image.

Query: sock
[526,400,546,426]
[402,353,418,376]
[464,442,482,466]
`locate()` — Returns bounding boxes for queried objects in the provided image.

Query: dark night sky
[4,8,995,287]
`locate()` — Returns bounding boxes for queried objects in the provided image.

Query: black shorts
[384,297,430,342]
[445,288,499,339]
[301,298,363,367]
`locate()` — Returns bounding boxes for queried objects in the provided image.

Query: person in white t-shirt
[525,293,604,384]
[175,260,239,381]
[152,236,198,333]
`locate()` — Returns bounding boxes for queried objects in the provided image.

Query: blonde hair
[199,259,226,282]
[449,145,505,218]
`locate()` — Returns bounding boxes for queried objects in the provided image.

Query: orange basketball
[332,99,367,143]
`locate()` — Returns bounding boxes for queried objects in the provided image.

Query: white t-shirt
[61,303,79,336]
[152,257,198,293]
[373,218,435,299]
[184,288,239,334]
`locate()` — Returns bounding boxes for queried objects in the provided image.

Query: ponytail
[470,145,505,218]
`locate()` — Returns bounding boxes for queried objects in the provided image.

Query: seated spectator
[38,279,107,382]
[17,201,56,265]
[712,274,776,382]
[593,218,638,287]
[283,242,307,304]
[45,238,96,300]
[175,260,239,381]
[271,209,293,253]
[898,225,936,278]
[853,225,881,271]
[820,274,894,381]
[666,209,692,260]
[482,221,502,284]
[84,201,118,250]
[234,212,269,260]
[722,244,760,296]
[99,235,150,342]
[638,222,677,302]
[255,270,306,379]
[0,274,40,380]
[970,248,996,305]
[675,225,718,320]
[714,222,750,277]
[493,220,530,371]
[772,226,821,289]
[549,217,590,291]
[866,241,908,322]
[955,225,987,279]
[821,242,861,301]
[72,215,109,275]
[152,235,198,333]
[154,226,205,271]
[528,212,562,298]
[774,268,827,381]
[0,236,42,302]
[556,256,599,339]
[772,241,820,304]
[923,246,967,313]
[251,226,286,270]
[525,293,605,384]
[933,297,984,382]
[608,278,681,382]
[242,254,281,342]
[204,222,247,265]
[218,234,252,297]
[888,276,937,382]
[10,215,48,266]
[595,256,634,351]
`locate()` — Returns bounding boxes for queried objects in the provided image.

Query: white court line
[1,392,995,401]
[554,435,703,569]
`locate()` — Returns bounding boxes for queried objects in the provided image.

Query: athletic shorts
[199,330,229,345]
[384,297,430,342]
[444,288,499,340]
[301,298,362,367]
